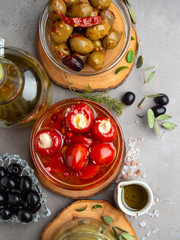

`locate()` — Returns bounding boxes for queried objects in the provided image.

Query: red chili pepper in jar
[64,103,94,133]
[35,129,61,155]
[57,11,102,27]
[91,117,117,142]
[71,135,93,148]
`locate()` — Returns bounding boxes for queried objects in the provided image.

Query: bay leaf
[128,9,136,24]
[115,66,129,74]
[131,36,134,40]
[114,226,128,233]
[126,50,135,63]
[75,206,87,212]
[147,109,155,129]
[92,204,102,209]
[136,55,143,68]
[145,71,155,83]
[103,215,114,225]
[156,114,172,121]
[162,122,177,130]
[121,233,135,240]
[155,122,161,137]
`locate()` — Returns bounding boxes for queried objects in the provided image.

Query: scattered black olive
[154,94,169,106]
[0,167,6,178]
[29,203,41,214]
[0,190,6,206]
[19,176,32,193]
[122,92,136,106]
[151,105,166,117]
[74,27,86,33]
[7,192,21,206]
[7,163,22,176]
[26,190,40,207]
[62,55,84,71]
[17,209,33,223]
[0,176,16,189]
[0,208,13,220]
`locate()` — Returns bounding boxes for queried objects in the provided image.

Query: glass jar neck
[0,58,24,105]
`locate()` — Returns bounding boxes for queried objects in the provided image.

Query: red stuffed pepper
[64,103,94,133]
[89,143,115,166]
[35,129,61,155]
[91,117,117,142]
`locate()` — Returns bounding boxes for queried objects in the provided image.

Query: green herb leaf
[92,205,103,209]
[147,94,163,98]
[136,55,143,68]
[162,122,177,130]
[155,122,161,137]
[103,215,114,225]
[121,233,135,240]
[119,235,125,240]
[75,206,87,212]
[145,71,155,83]
[114,226,128,233]
[112,227,120,239]
[127,50,135,63]
[145,66,155,71]
[156,114,172,121]
[77,86,124,115]
[137,97,146,107]
[147,109,154,128]
[131,36,134,40]
[115,66,129,74]
[128,8,136,24]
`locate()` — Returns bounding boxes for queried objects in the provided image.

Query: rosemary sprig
[64,72,125,115]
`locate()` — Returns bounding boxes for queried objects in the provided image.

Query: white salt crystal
[152,228,159,235]
[139,221,147,228]
[155,197,159,202]
[142,173,147,178]
[147,231,152,237]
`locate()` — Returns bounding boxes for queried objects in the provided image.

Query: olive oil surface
[122,184,148,211]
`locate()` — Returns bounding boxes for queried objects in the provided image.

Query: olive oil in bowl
[122,184,148,211]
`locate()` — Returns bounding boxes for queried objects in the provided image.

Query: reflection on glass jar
[0,47,52,127]
[53,218,114,240]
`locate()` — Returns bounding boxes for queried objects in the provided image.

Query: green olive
[48,0,67,22]
[90,8,99,16]
[86,21,110,40]
[54,42,70,59]
[102,29,121,49]
[68,3,93,17]
[70,36,94,54]
[101,9,115,27]
[65,0,80,8]
[88,51,105,70]
[72,53,88,63]
[89,0,111,10]
[51,21,73,43]
[92,40,103,50]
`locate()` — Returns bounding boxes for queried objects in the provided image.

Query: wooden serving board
[36,3,137,91]
[41,200,137,240]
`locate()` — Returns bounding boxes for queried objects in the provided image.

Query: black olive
[0,190,6,206]
[62,55,84,71]
[0,176,16,189]
[74,27,86,33]
[0,166,6,178]
[154,94,169,106]
[19,176,32,193]
[7,192,21,206]
[26,190,40,207]
[122,92,136,106]
[151,105,166,117]
[28,203,41,214]
[0,208,13,220]
[17,209,32,223]
[7,163,21,177]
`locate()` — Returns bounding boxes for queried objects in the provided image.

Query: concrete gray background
[0,0,180,239]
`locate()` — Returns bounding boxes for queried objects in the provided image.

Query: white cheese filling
[73,113,88,129]
[98,119,111,134]
[38,133,53,149]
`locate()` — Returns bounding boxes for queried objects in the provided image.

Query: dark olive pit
[122,184,148,211]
